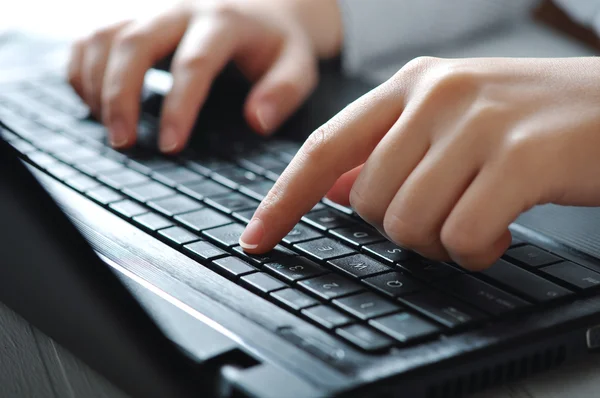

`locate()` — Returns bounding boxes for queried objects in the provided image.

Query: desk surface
[1,5,600,398]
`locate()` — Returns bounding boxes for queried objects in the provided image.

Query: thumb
[325,164,364,206]
[244,39,318,135]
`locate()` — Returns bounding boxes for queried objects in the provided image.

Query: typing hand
[67,0,342,153]
[240,56,600,270]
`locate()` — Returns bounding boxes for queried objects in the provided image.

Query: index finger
[239,83,404,253]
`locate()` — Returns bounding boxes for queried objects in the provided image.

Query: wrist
[285,0,343,58]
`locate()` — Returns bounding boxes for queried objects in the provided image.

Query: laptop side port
[586,325,600,351]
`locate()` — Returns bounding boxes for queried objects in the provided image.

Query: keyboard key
[282,224,322,244]
[263,140,300,161]
[65,174,99,192]
[212,256,257,278]
[302,306,354,329]
[46,162,78,180]
[505,245,562,268]
[397,258,461,282]
[86,186,124,204]
[1,128,18,142]
[98,169,149,189]
[178,179,231,200]
[186,156,231,175]
[123,182,176,202]
[102,148,128,162]
[310,202,326,213]
[264,257,327,282]
[127,157,175,174]
[369,312,439,343]
[133,213,173,231]
[52,145,99,164]
[109,200,148,218]
[204,192,259,214]
[238,153,287,175]
[399,290,487,328]
[35,135,74,151]
[238,179,274,200]
[241,272,287,294]
[330,226,385,247]
[336,325,394,352]
[295,238,355,261]
[232,209,256,224]
[202,223,245,247]
[511,236,525,247]
[363,241,409,264]
[328,254,390,279]
[27,151,57,168]
[333,292,401,320]
[233,244,298,266]
[540,261,600,291]
[176,208,232,232]
[363,272,424,297]
[148,195,203,217]
[270,288,319,311]
[10,139,36,154]
[152,167,204,187]
[212,166,262,189]
[75,157,122,176]
[439,274,531,316]
[184,240,227,262]
[302,209,353,231]
[158,226,201,245]
[481,259,573,303]
[298,274,364,300]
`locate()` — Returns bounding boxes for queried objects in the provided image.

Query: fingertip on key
[239,218,265,251]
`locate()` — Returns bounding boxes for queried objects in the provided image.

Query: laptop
[2,56,600,398]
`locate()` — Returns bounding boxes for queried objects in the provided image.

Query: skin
[242,56,600,270]
[67,0,342,151]
[69,1,600,271]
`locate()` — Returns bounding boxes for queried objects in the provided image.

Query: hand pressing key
[239,56,600,270]
[67,0,342,152]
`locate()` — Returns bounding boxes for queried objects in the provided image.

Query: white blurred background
[0,0,167,39]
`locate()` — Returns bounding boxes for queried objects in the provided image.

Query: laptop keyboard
[2,77,600,355]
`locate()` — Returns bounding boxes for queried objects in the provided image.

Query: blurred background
[0,0,166,39]
[1,0,597,85]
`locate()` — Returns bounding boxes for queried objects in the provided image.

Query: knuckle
[430,66,478,97]
[398,56,438,78]
[211,2,243,21]
[300,121,338,162]
[349,187,382,226]
[440,223,478,259]
[174,52,212,73]
[114,27,147,50]
[500,132,536,171]
[88,28,113,45]
[459,99,506,140]
[383,213,429,248]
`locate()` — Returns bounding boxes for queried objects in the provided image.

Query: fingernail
[159,127,178,153]
[239,218,265,250]
[256,102,277,133]
[109,120,129,148]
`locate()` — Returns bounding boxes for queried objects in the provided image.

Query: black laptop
[2,55,600,398]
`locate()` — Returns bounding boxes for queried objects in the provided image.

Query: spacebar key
[481,259,573,303]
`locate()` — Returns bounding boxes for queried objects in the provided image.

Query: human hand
[67,0,342,152]
[240,56,600,270]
